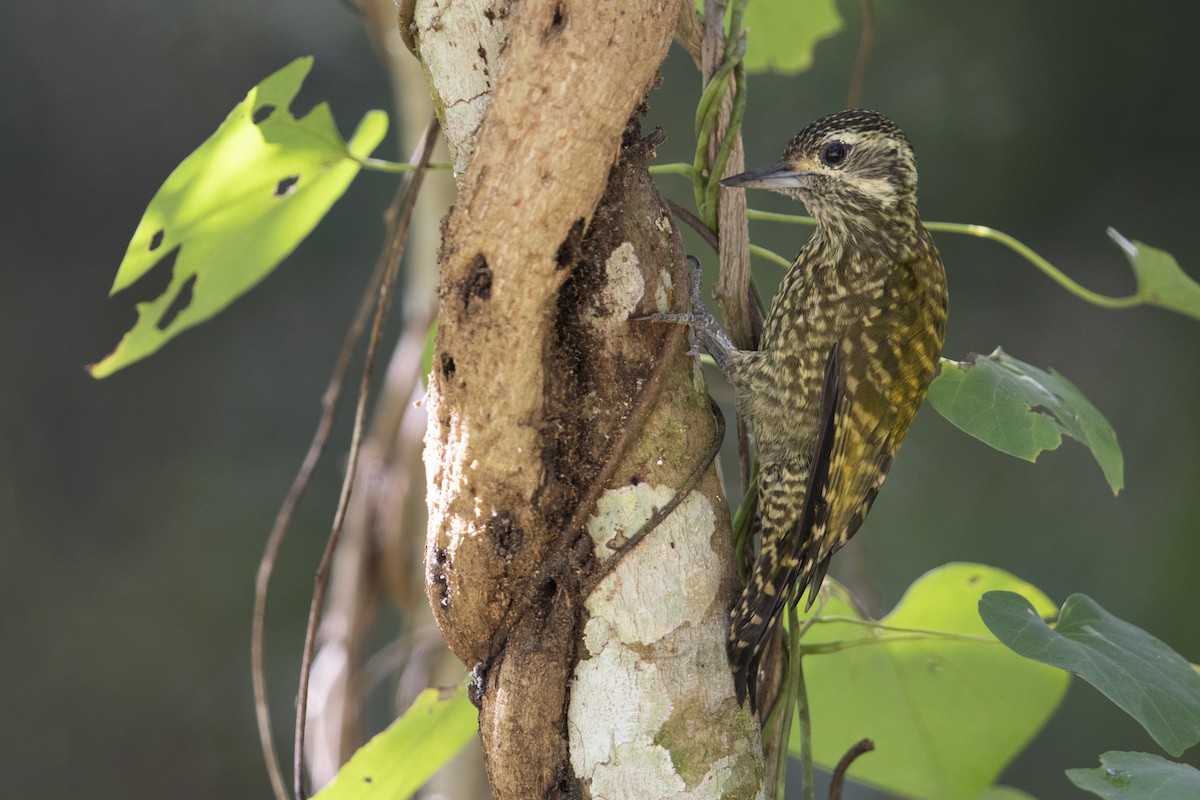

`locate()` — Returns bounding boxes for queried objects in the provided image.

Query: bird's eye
[821,141,849,166]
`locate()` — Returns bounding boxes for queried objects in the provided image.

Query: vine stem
[292,118,440,800]
[648,163,695,177]
[808,615,1007,639]
[846,0,876,108]
[354,155,453,173]
[922,221,1141,309]
[741,208,1144,310]
[829,739,875,800]
[251,128,441,800]
[792,608,816,800]
[252,171,391,800]
[750,244,791,268]
[648,192,1148,311]
[801,631,998,656]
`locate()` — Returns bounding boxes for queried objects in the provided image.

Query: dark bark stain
[488,512,524,563]
[555,217,586,270]
[543,2,567,39]
[461,253,493,309]
[431,546,451,610]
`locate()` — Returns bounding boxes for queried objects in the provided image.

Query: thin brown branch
[586,396,725,591]
[293,118,441,800]
[252,165,398,800]
[700,0,754,495]
[846,0,876,109]
[665,197,719,252]
[560,324,682,560]
[559,227,693,560]
[828,738,874,800]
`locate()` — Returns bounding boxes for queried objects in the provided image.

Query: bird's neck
[810,197,925,265]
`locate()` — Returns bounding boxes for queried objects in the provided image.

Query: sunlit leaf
[1108,228,1200,321]
[742,0,843,75]
[927,348,1124,494]
[1066,751,1200,799]
[90,56,388,377]
[796,563,1068,800]
[312,687,478,800]
[980,592,1200,757]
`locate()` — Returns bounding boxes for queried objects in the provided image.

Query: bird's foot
[642,310,699,326]
[633,256,717,328]
[634,256,741,374]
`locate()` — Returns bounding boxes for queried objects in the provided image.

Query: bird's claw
[631,255,712,327]
[631,255,737,373]
[684,255,707,312]
[637,311,696,326]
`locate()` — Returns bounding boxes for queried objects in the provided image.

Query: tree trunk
[410,1,765,796]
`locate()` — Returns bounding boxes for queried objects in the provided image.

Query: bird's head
[723,109,919,227]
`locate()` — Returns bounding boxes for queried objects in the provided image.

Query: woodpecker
[660,110,947,707]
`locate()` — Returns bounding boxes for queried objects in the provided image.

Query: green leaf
[742,0,843,75]
[1066,751,1200,799]
[796,563,1069,800]
[927,347,1124,494]
[312,687,478,800]
[1108,228,1200,321]
[90,57,388,378]
[980,592,1200,757]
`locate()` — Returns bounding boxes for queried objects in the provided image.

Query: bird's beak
[721,160,812,190]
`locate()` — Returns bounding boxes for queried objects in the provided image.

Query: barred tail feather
[727,551,824,709]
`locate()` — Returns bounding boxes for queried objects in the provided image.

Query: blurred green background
[3,1,1198,798]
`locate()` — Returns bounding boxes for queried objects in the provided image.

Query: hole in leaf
[252,104,276,125]
[149,229,164,252]
[125,246,180,307]
[157,274,197,331]
[274,175,300,197]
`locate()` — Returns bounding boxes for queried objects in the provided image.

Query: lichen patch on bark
[585,242,645,335]
[584,484,720,646]
[568,644,683,798]
[569,481,764,798]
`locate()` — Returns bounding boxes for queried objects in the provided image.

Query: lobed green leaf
[980,592,1200,757]
[927,348,1124,493]
[1066,751,1200,799]
[1108,228,1200,321]
[90,57,388,377]
[311,687,478,800]
[796,563,1068,800]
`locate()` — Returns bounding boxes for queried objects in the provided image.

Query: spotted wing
[792,311,929,610]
